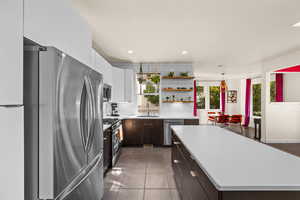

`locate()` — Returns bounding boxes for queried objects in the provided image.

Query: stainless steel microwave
[103,84,112,102]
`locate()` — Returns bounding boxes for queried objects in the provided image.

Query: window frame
[196,81,222,111]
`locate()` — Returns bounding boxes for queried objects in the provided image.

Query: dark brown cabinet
[172,134,210,200]
[122,119,143,146]
[122,119,164,146]
[103,128,112,174]
[172,132,300,200]
[184,119,199,125]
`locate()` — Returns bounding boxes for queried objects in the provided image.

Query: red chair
[215,115,230,126]
[207,112,216,124]
[228,115,243,133]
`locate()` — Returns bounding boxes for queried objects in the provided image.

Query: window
[270,81,276,102]
[196,86,205,109]
[252,84,261,116]
[209,86,220,109]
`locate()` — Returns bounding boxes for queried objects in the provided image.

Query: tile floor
[103,147,180,200]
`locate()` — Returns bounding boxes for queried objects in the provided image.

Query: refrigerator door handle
[85,76,96,154]
[80,78,88,152]
[55,153,103,200]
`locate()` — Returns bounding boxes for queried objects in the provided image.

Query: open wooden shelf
[162,88,193,92]
[162,100,194,103]
[162,76,194,80]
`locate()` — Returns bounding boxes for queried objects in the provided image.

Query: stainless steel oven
[111,120,123,166]
[103,84,111,102]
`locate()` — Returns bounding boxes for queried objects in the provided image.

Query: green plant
[168,72,174,77]
[145,95,159,105]
[143,83,156,94]
[180,72,189,77]
[150,75,160,84]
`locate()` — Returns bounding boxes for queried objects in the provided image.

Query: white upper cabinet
[111,67,125,102]
[124,69,135,102]
[111,67,135,102]
[91,49,113,85]
[24,0,92,66]
[0,0,23,105]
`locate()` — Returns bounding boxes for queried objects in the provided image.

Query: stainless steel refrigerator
[24,45,104,200]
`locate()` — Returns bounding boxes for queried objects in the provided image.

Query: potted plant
[150,75,160,92]
[180,72,189,77]
[168,72,174,77]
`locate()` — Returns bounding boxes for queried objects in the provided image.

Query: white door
[0,107,24,200]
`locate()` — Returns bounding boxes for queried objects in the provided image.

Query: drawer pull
[190,171,197,177]
[173,160,180,164]
[174,142,180,145]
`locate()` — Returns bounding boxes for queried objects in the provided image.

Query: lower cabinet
[103,128,112,174]
[172,133,300,200]
[122,119,143,146]
[184,119,199,125]
[122,119,164,146]
[172,133,218,200]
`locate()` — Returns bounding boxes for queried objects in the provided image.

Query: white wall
[262,49,300,143]
[24,0,92,66]
[0,0,23,105]
[283,73,300,102]
[226,79,242,115]
[124,63,194,116]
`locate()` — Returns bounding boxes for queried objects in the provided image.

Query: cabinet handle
[174,142,180,145]
[104,137,107,141]
[190,171,197,177]
[173,160,180,164]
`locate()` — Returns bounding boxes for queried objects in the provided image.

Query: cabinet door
[124,69,134,102]
[122,120,143,146]
[184,119,199,125]
[103,129,112,174]
[111,67,125,102]
[151,120,164,146]
[0,0,23,104]
[0,107,24,200]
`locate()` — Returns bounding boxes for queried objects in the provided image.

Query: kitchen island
[171,125,300,200]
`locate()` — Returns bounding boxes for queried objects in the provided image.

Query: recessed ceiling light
[182,50,188,55]
[292,21,300,27]
[128,50,133,54]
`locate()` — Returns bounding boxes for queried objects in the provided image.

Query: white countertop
[104,114,198,120]
[103,125,111,131]
[171,125,300,191]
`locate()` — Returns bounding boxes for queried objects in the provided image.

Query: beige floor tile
[145,174,169,189]
[117,189,144,200]
[144,189,172,200]
[170,189,181,200]
[119,173,146,189]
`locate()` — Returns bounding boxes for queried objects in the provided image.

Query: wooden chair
[228,115,243,133]
[207,112,216,124]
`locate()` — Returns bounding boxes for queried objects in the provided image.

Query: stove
[103,117,122,166]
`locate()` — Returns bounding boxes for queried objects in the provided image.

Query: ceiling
[71,0,300,76]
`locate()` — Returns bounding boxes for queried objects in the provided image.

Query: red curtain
[221,87,226,114]
[193,80,197,116]
[275,73,284,102]
[243,79,251,127]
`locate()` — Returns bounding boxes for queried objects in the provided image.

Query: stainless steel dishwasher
[164,119,184,145]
